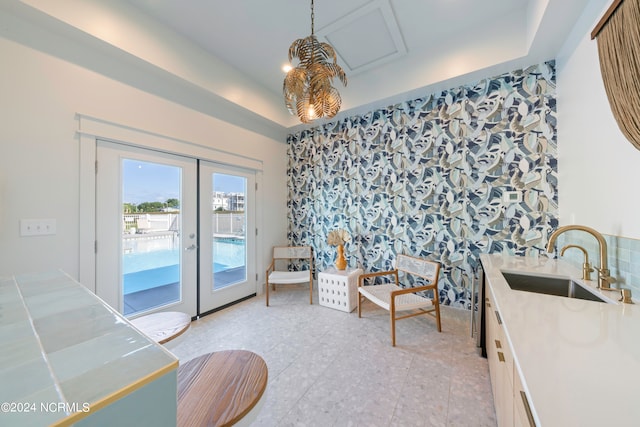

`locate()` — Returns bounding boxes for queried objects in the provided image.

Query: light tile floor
[170,288,497,426]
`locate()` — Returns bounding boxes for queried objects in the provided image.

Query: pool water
[123,238,245,294]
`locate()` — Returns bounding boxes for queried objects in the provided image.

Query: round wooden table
[177,350,268,427]
[130,311,191,345]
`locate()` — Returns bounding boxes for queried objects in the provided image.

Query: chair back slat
[273,246,311,259]
[395,254,439,281]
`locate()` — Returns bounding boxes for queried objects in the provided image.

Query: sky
[123,159,245,205]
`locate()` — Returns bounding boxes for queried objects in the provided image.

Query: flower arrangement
[327,228,351,246]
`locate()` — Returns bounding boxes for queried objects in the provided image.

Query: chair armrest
[265,260,275,276]
[390,283,437,297]
[358,270,397,287]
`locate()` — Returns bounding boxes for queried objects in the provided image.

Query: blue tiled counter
[0,271,178,426]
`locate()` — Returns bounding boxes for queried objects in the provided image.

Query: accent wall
[287,62,558,308]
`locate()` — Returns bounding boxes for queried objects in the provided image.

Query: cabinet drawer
[514,366,536,427]
[486,287,515,427]
[487,293,514,387]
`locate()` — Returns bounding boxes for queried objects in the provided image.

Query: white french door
[199,162,256,313]
[95,141,257,318]
[96,141,198,317]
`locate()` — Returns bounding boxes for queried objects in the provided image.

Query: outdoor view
[121,159,247,315]
[211,172,247,291]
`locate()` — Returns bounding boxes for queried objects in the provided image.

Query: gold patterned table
[177,350,268,427]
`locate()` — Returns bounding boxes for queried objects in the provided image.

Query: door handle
[185,244,197,251]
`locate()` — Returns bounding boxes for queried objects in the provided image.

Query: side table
[318,267,363,312]
[177,350,268,427]
[130,311,191,349]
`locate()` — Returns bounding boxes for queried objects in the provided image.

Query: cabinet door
[514,367,536,427]
[486,288,514,427]
[485,295,498,398]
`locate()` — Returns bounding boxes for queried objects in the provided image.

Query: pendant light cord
[311,0,315,36]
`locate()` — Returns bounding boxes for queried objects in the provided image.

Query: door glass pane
[122,159,182,315]
[212,173,247,290]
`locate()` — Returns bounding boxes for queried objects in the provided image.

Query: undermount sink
[501,272,608,303]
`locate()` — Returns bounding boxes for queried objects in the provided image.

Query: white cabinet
[486,287,513,426]
[514,366,536,427]
[486,286,534,427]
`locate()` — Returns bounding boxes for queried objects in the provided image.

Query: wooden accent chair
[265,246,313,306]
[357,254,442,346]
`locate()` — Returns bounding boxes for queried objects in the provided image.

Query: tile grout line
[13,276,71,415]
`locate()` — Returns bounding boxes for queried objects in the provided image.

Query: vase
[335,244,347,270]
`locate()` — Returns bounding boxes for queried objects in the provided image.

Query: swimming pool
[123,237,245,294]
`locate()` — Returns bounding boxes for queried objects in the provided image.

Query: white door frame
[96,141,198,316]
[77,115,263,308]
[199,162,257,313]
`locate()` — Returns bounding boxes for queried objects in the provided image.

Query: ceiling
[123,0,589,129]
[4,0,592,136]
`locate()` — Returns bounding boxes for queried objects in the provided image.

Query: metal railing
[123,212,245,236]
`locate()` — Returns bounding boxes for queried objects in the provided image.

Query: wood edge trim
[50,361,178,427]
[591,0,624,39]
[157,321,191,344]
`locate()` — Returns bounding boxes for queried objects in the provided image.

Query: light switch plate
[502,191,522,204]
[20,219,57,236]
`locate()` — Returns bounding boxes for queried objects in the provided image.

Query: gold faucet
[620,288,634,304]
[546,225,614,290]
[560,244,593,281]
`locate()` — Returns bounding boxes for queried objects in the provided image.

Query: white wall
[557,0,640,238]
[0,36,288,279]
[4,0,632,281]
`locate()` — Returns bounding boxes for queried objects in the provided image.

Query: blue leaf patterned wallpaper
[286,61,558,309]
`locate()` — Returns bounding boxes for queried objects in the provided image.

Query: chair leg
[357,293,362,318]
[390,309,396,347]
[265,279,269,307]
[434,299,442,332]
[309,280,313,304]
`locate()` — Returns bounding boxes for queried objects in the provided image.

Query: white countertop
[480,254,640,427]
